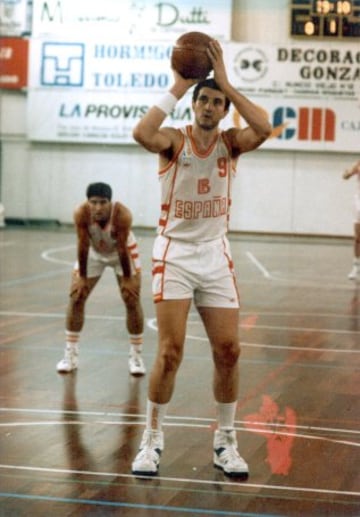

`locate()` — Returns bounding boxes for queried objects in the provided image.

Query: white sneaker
[56,347,78,373]
[213,429,249,478]
[132,429,164,476]
[129,353,146,376]
[348,265,359,280]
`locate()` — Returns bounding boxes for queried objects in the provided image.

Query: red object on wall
[0,37,29,89]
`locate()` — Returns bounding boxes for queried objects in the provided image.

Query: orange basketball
[171,31,213,79]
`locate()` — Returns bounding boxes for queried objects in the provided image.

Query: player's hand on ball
[172,68,199,87]
[207,40,228,86]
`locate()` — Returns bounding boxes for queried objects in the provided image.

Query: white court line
[1,408,359,438]
[40,244,152,277]
[147,318,360,353]
[41,245,75,266]
[0,311,358,354]
[0,464,359,498]
[0,420,359,449]
[246,251,271,278]
[0,311,125,321]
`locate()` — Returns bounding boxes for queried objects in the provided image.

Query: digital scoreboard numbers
[290,1,360,38]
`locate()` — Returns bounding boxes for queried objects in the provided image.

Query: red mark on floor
[244,394,297,475]
[241,314,258,330]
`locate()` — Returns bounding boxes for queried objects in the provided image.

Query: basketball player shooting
[131,36,272,478]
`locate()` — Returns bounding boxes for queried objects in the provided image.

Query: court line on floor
[0,408,359,443]
[0,464,359,498]
[1,406,358,436]
[0,310,358,354]
[1,419,359,449]
[2,310,359,339]
[40,243,357,290]
[2,309,358,321]
[41,245,75,266]
[246,251,272,278]
[0,491,279,517]
[0,407,360,435]
[147,319,360,351]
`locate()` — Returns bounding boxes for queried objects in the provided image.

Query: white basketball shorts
[152,234,240,308]
[74,231,141,278]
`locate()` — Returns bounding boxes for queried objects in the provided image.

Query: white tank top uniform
[75,203,141,277]
[152,125,240,307]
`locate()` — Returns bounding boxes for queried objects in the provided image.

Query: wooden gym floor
[0,225,359,517]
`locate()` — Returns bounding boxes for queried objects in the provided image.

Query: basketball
[171,31,213,79]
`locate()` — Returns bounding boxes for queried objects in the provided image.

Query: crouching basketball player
[56,182,146,376]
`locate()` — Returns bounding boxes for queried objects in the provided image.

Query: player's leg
[56,272,100,373]
[117,272,146,375]
[132,298,191,476]
[348,221,360,280]
[198,306,248,478]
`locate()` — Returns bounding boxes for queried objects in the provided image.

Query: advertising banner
[226,41,360,152]
[0,36,29,89]
[27,37,360,151]
[31,0,232,40]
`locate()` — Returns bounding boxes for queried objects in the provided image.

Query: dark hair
[86,182,112,200]
[192,78,231,111]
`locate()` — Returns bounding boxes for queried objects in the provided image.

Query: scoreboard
[290,0,360,38]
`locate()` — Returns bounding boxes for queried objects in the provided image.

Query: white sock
[129,334,143,356]
[216,401,237,430]
[146,399,168,432]
[65,330,80,354]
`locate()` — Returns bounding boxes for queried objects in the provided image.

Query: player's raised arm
[207,39,272,154]
[132,71,198,154]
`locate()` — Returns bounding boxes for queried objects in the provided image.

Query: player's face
[88,196,111,223]
[193,87,228,130]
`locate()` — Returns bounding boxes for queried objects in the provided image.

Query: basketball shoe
[348,258,360,280]
[56,345,78,373]
[213,429,249,478]
[128,353,146,375]
[131,429,164,476]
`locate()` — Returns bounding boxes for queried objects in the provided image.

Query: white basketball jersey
[88,204,117,255]
[157,125,238,242]
[87,204,140,269]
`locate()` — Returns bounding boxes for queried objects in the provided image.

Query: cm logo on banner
[273,107,335,141]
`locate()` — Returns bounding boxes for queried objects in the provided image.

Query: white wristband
[155,92,178,115]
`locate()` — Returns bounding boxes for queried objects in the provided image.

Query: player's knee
[158,342,183,373]
[214,340,240,369]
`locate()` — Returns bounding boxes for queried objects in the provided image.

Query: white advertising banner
[27,37,360,151]
[31,0,232,40]
[226,41,360,153]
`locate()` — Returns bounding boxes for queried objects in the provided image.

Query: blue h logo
[41,42,85,87]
